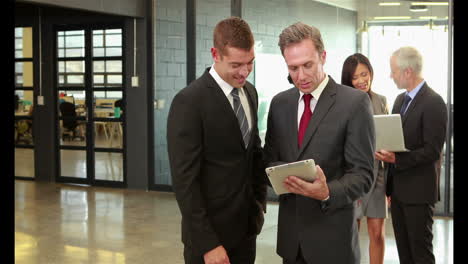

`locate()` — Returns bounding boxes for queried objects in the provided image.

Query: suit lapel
[297,77,337,159]
[392,93,404,115]
[288,89,301,158]
[369,91,383,114]
[203,69,247,148]
[401,84,427,125]
[243,84,258,149]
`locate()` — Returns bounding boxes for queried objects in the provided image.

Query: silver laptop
[373,114,409,152]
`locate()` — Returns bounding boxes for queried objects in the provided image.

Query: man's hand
[375,150,396,163]
[203,246,230,264]
[283,165,329,200]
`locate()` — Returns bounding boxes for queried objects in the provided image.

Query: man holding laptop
[376,46,447,264]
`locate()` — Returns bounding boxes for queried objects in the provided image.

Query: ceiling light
[411,2,449,6]
[374,16,412,20]
[379,2,401,6]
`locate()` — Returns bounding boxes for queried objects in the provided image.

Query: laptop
[373,114,409,152]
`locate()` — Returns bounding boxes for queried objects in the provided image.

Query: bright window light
[365,25,449,111]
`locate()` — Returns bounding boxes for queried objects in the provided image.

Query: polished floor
[15,180,453,264]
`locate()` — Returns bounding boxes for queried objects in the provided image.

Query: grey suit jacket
[355,91,389,219]
[369,91,389,197]
[264,77,375,264]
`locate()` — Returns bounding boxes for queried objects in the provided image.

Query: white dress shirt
[402,79,425,113]
[209,65,253,130]
[297,75,329,130]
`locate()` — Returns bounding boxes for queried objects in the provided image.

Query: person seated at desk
[15,104,34,144]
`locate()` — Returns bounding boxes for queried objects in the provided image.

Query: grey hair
[392,46,423,75]
[278,22,324,55]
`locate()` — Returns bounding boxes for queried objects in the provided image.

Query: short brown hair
[278,22,324,56]
[213,16,254,55]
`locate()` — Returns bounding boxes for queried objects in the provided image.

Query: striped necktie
[231,88,250,147]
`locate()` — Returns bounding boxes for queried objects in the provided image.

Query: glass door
[55,25,125,187]
[14,27,35,179]
[56,28,88,182]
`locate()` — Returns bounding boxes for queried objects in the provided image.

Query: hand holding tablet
[265,159,317,195]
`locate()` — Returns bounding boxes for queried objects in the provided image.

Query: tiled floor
[15,180,453,264]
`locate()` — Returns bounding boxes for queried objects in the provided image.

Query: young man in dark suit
[264,22,375,264]
[167,17,267,264]
[376,46,447,264]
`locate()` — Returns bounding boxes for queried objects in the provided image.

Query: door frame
[53,23,127,188]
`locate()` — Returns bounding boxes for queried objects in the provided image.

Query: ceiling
[315,0,450,23]
[314,0,359,10]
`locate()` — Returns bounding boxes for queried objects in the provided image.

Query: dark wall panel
[16,0,146,18]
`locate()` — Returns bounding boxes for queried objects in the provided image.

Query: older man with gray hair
[376,46,447,264]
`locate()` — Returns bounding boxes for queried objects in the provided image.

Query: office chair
[15,119,33,145]
[59,101,83,141]
[109,99,124,147]
[114,99,124,111]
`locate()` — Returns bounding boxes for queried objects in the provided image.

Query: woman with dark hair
[342,53,388,264]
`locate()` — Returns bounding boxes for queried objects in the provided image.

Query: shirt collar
[209,64,243,97]
[298,75,329,103]
[407,80,425,99]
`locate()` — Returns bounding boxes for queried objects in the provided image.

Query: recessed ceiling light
[411,2,449,6]
[379,2,401,6]
[374,16,412,20]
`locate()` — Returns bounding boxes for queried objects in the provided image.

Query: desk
[15,111,31,116]
[94,108,114,118]
[76,107,86,116]
[108,121,123,148]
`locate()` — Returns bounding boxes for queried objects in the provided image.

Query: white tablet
[265,159,317,195]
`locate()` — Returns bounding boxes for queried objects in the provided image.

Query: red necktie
[298,94,313,147]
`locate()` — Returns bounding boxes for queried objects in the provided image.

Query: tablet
[265,159,317,195]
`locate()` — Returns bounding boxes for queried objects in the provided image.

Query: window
[14,27,35,178]
[92,29,123,88]
[57,30,86,88]
[365,22,451,216]
[366,24,449,111]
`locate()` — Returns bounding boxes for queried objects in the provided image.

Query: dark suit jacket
[167,68,268,258]
[388,82,447,204]
[264,77,375,264]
